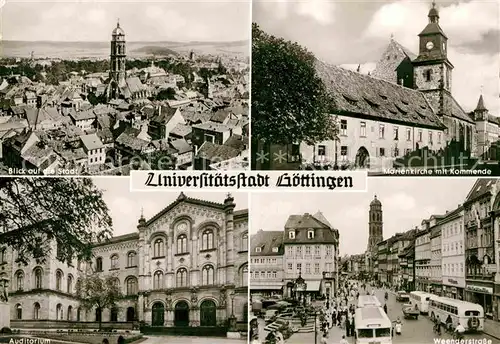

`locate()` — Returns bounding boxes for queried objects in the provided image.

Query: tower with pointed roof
[412,1,453,94]
[367,195,383,253]
[109,20,127,99]
[473,94,494,157]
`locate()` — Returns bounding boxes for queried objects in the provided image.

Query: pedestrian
[350,315,356,337]
[340,312,346,330]
[383,303,388,314]
[320,333,328,344]
[339,335,348,344]
[345,316,350,337]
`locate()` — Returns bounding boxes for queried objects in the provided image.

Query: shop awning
[306,280,321,291]
[250,285,283,290]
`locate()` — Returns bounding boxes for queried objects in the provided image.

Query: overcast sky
[2,0,250,42]
[254,0,500,115]
[91,178,248,237]
[250,178,478,255]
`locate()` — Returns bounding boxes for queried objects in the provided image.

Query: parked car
[265,309,279,323]
[396,291,410,302]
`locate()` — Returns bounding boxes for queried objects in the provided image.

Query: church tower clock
[412,2,453,97]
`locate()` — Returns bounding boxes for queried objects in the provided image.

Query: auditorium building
[1,193,248,335]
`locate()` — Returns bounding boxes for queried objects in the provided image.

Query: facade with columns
[2,193,248,331]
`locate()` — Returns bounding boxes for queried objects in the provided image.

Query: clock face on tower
[426,41,434,50]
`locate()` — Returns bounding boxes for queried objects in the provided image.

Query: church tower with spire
[109,20,127,99]
[473,94,491,157]
[412,1,453,95]
[367,195,383,253]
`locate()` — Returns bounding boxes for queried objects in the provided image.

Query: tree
[156,88,176,101]
[76,274,123,330]
[0,178,113,265]
[251,23,337,145]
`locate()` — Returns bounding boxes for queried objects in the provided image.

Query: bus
[354,306,392,344]
[429,296,484,332]
[409,291,433,314]
[357,295,382,308]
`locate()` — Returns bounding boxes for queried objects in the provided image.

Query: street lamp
[228,291,237,332]
[230,292,235,317]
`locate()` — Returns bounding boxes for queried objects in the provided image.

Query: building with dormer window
[249,230,285,297]
[282,212,339,302]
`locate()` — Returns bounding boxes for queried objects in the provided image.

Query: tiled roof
[170,123,192,137]
[116,131,150,151]
[250,230,284,256]
[80,133,104,151]
[70,109,96,121]
[182,111,212,124]
[210,109,230,123]
[445,93,474,124]
[196,141,240,161]
[465,178,498,203]
[283,213,338,244]
[150,105,177,124]
[170,139,192,154]
[193,121,232,133]
[223,134,247,152]
[314,60,445,130]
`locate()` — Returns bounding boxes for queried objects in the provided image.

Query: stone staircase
[264,314,316,334]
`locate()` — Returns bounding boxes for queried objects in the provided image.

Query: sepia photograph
[0,0,250,176]
[0,177,249,344]
[251,0,500,176]
[249,178,499,343]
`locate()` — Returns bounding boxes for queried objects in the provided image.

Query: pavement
[140,336,245,344]
[258,286,498,344]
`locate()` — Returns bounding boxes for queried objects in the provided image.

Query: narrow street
[257,284,497,344]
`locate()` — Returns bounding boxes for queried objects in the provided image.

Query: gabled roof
[315,60,445,130]
[150,105,178,124]
[80,133,104,151]
[250,230,284,256]
[144,192,229,226]
[285,213,330,229]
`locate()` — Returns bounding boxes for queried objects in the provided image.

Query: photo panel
[0,0,250,176]
[248,178,500,343]
[251,0,500,177]
[0,176,249,343]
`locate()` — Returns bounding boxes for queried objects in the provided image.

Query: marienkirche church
[299,2,496,172]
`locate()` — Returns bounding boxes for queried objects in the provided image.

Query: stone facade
[2,193,248,331]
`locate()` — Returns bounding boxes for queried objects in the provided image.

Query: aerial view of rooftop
[0,1,250,175]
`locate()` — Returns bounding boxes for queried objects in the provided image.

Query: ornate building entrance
[152,302,164,326]
[200,300,216,326]
[174,301,190,327]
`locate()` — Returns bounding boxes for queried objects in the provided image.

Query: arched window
[67,274,73,294]
[34,267,42,289]
[242,233,248,251]
[56,303,63,320]
[153,238,164,258]
[67,306,73,321]
[127,252,136,267]
[177,234,188,254]
[95,257,103,272]
[153,271,163,290]
[241,265,248,287]
[15,304,22,320]
[202,265,214,285]
[110,254,119,269]
[176,268,188,287]
[15,270,24,291]
[0,248,5,263]
[33,303,40,320]
[126,277,137,295]
[201,229,214,250]
[56,270,63,291]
